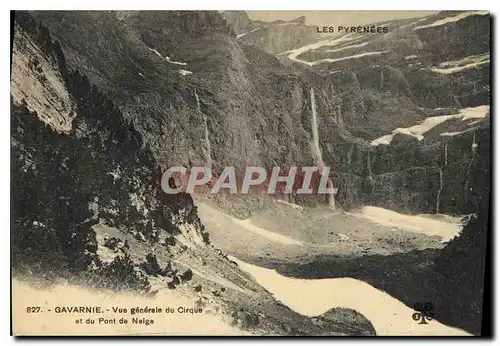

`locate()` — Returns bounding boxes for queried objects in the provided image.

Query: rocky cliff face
[11,13,208,287]
[26,10,490,219]
[228,13,324,54]
[13,12,385,335]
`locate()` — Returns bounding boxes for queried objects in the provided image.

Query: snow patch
[197,203,304,246]
[414,11,489,30]
[460,105,490,120]
[148,47,188,67]
[278,22,300,26]
[430,54,490,74]
[371,134,397,146]
[234,218,304,246]
[371,105,489,146]
[236,26,264,39]
[468,119,483,126]
[310,51,389,66]
[231,257,470,336]
[349,206,463,243]
[440,131,465,137]
[324,41,370,53]
[148,47,163,58]
[178,69,193,76]
[281,34,360,66]
[166,56,188,66]
[399,16,431,29]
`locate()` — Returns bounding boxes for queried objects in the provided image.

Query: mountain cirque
[11,10,490,336]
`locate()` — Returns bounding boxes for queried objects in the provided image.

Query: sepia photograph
[10,9,491,337]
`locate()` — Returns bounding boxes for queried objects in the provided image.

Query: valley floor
[196,199,453,263]
[11,197,475,336]
[196,198,475,336]
[231,257,469,336]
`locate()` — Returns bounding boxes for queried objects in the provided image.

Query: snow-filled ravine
[370,105,489,146]
[231,257,470,336]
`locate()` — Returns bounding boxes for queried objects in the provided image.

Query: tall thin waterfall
[310,88,335,209]
[472,130,478,151]
[437,143,448,214]
[464,131,477,200]
[436,168,443,214]
[444,143,448,166]
[195,90,212,167]
[203,112,212,167]
[367,152,375,194]
[310,88,323,164]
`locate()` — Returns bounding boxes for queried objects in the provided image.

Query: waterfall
[367,152,375,194]
[472,130,478,152]
[195,90,212,167]
[444,144,448,166]
[436,143,449,213]
[464,131,477,200]
[310,88,323,165]
[203,114,212,167]
[310,88,335,209]
[436,168,443,214]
